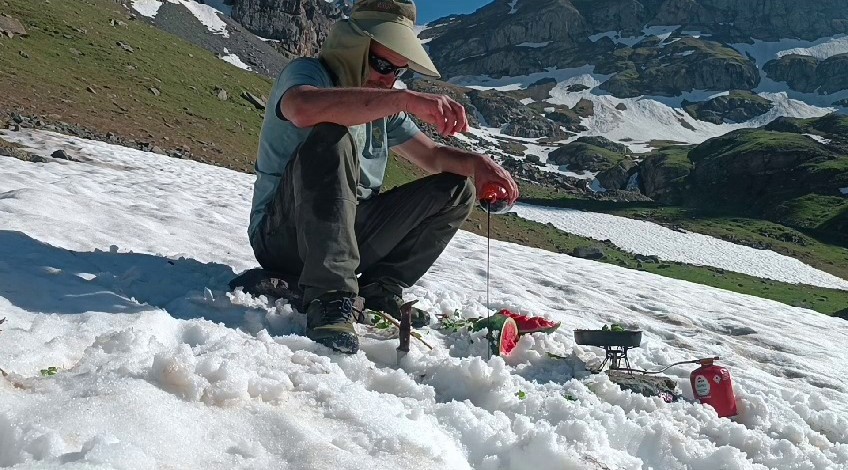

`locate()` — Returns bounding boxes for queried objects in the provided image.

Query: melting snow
[841,187,848,195]
[220,48,252,71]
[804,133,832,145]
[131,0,229,37]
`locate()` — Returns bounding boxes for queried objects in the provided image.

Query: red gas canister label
[695,375,710,396]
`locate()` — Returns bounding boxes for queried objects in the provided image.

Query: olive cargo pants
[252,123,476,305]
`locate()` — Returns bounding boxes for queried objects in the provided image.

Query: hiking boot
[361,283,431,328]
[305,292,360,354]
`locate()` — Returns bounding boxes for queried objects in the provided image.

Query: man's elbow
[281,90,316,128]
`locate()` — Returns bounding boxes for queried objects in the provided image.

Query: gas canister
[690,358,738,418]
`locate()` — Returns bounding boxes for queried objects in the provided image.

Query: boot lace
[323,296,359,324]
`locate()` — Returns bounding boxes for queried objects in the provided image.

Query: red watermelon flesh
[499,317,519,356]
[499,309,560,334]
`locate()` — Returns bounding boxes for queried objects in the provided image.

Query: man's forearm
[423,145,481,177]
[283,86,408,128]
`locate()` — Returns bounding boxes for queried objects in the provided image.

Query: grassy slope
[0,0,271,171]
[522,185,848,313]
[2,0,845,315]
[389,157,848,316]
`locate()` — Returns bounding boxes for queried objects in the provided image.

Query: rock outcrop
[687,129,844,210]
[638,147,694,204]
[467,90,565,139]
[548,137,629,172]
[597,38,760,97]
[683,90,773,124]
[231,0,349,58]
[764,54,848,94]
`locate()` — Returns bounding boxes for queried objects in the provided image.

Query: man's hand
[403,90,469,137]
[473,154,519,205]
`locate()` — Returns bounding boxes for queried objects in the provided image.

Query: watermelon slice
[498,317,519,356]
[498,309,560,334]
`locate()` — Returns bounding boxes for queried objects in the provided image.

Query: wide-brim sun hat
[349,0,440,78]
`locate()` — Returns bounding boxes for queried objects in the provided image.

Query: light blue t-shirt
[248,58,421,242]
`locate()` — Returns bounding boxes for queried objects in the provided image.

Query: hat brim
[353,19,440,78]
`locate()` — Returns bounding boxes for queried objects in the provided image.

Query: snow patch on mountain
[730,36,848,105]
[446,64,833,152]
[131,0,229,37]
[805,134,832,145]
[199,0,233,17]
[547,85,830,153]
[589,25,681,47]
[448,65,603,91]
[776,35,848,61]
[130,0,163,17]
[508,0,520,14]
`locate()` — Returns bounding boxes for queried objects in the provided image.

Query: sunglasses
[368,52,407,77]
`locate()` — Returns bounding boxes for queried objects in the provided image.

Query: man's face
[365,41,409,89]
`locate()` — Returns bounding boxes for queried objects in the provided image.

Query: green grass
[646,145,693,171]
[0,0,272,171]
[772,195,848,232]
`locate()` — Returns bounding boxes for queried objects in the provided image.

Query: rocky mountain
[423,0,848,98]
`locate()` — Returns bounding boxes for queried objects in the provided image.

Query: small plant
[40,366,59,377]
[438,309,475,332]
[516,390,527,400]
[370,313,394,330]
[601,323,627,332]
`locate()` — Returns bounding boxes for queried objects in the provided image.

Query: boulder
[607,371,682,403]
[572,246,605,260]
[0,15,27,38]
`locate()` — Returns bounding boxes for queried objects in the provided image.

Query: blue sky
[416,0,493,24]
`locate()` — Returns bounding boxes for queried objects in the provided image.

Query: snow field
[0,129,847,468]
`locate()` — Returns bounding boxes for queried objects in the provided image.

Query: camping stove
[574,328,643,373]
